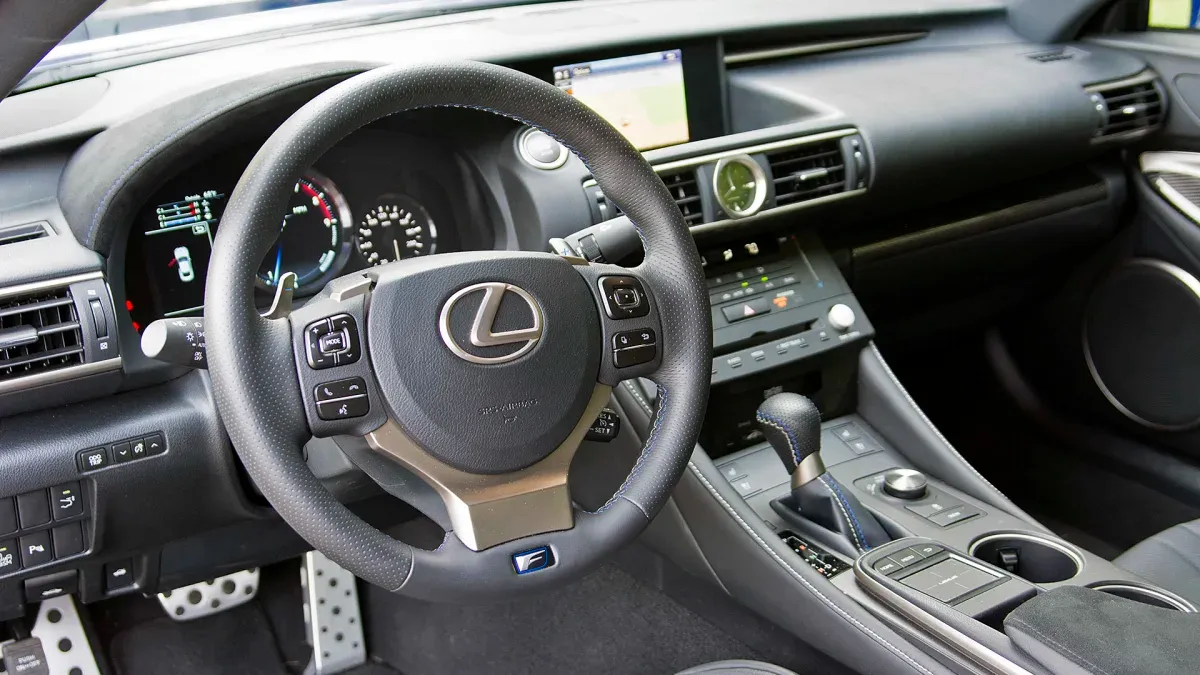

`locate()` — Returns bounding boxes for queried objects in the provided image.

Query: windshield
[64,0,361,44]
[23,0,546,93]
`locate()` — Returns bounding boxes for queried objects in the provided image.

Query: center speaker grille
[1084,259,1200,430]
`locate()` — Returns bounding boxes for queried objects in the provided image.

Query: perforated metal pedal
[30,595,101,675]
[302,551,365,675]
[157,568,259,621]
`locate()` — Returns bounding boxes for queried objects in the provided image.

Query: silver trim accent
[1141,151,1200,225]
[966,532,1085,579]
[517,127,569,170]
[438,282,544,365]
[1091,583,1197,613]
[262,271,296,319]
[1083,258,1200,431]
[792,452,825,489]
[0,272,123,395]
[712,154,768,218]
[724,32,928,65]
[365,385,611,551]
[854,555,1035,675]
[1084,69,1161,93]
[0,271,102,301]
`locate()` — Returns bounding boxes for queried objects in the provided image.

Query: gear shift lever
[757,394,889,554]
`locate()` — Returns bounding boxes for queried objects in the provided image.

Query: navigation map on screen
[554,49,689,151]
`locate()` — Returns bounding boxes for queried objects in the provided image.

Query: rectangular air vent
[0,221,51,247]
[660,169,704,225]
[0,287,84,382]
[1089,75,1164,140]
[766,139,847,206]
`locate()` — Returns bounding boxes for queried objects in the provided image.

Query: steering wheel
[205,61,711,601]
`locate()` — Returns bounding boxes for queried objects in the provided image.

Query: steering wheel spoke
[365,385,610,551]
[287,273,388,438]
[571,263,666,385]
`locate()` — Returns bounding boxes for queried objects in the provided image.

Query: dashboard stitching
[85,66,363,247]
[686,462,936,675]
[820,474,868,552]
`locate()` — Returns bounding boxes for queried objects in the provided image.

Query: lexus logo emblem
[438,282,544,364]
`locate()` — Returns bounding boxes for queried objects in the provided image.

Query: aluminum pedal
[29,595,101,675]
[302,551,365,675]
[157,568,260,621]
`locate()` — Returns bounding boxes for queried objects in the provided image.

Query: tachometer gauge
[356,195,437,265]
[256,170,352,291]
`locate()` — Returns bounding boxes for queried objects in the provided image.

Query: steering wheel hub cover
[368,252,601,474]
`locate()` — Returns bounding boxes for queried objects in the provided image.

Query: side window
[1149,0,1197,30]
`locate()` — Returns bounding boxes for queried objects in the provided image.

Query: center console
[615,223,1198,675]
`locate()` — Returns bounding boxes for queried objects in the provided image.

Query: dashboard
[0,0,1166,609]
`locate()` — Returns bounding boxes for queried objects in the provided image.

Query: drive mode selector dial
[883,469,928,500]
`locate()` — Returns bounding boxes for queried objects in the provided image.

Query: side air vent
[661,169,704,225]
[1088,73,1165,141]
[766,139,847,206]
[0,221,51,246]
[0,286,84,382]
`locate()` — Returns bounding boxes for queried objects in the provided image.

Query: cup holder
[1091,584,1195,612]
[969,533,1082,583]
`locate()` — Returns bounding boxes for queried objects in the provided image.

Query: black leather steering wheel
[205,61,711,601]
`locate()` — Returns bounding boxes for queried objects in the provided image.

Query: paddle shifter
[757,393,890,554]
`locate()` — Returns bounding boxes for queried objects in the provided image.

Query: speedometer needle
[393,239,402,261]
[273,247,282,284]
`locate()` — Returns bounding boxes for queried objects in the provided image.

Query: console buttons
[105,559,135,592]
[888,548,924,568]
[111,441,134,464]
[315,377,367,401]
[911,543,943,558]
[130,437,149,459]
[50,483,83,521]
[928,505,981,528]
[0,541,18,573]
[832,424,862,442]
[316,396,370,421]
[719,462,746,481]
[847,439,881,455]
[905,499,962,519]
[613,344,656,368]
[19,531,51,568]
[874,558,902,575]
[731,477,758,498]
[721,298,771,323]
[144,433,165,456]
[52,523,84,558]
[16,492,49,529]
[726,356,743,369]
[599,276,650,319]
[25,571,77,603]
[613,328,656,350]
[305,315,361,369]
[0,499,16,536]
[78,448,109,472]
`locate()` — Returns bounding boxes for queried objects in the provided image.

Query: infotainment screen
[553,49,689,151]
